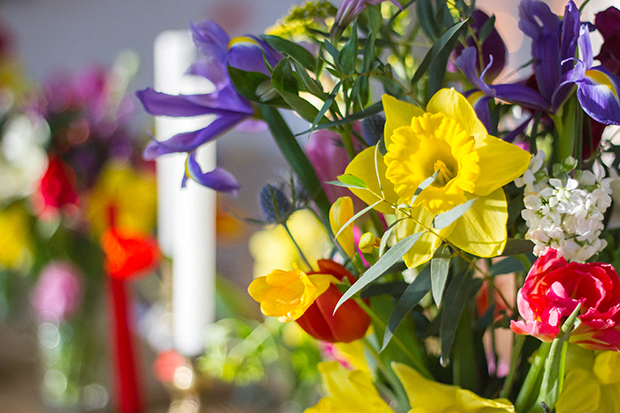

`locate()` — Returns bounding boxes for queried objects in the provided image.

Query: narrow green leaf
[417,0,440,40]
[261,34,316,70]
[334,200,383,240]
[440,269,474,364]
[410,19,468,89]
[360,281,408,299]
[478,14,496,43]
[431,245,451,306]
[311,81,342,130]
[428,38,456,97]
[490,257,525,276]
[336,174,368,189]
[227,66,270,101]
[296,101,383,135]
[292,59,327,99]
[338,22,359,75]
[259,105,331,224]
[323,39,340,61]
[410,170,438,206]
[501,239,535,256]
[272,58,299,94]
[382,266,432,350]
[434,198,477,230]
[335,231,424,312]
[277,89,328,124]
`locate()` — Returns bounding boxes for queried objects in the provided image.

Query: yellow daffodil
[304,361,514,413]
[330,196,355,258]
[394,363,515,413]
[249,208,331,277]
[556,344,620,413]
[345,89,531,267]
[0,204,33,270]
[86,162,157,237]
[248,263,338,322]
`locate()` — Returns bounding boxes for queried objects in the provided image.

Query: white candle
[153,30,217,357]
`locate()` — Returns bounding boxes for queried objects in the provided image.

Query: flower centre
[433,159,456,187]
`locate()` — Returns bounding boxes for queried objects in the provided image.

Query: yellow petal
[456,390,515,412]
[392,362,458,412]
[382,94,424,147]
[473,135,532,196]
[247,276,271,302]
[447,189,507,258]
[304,398,342,413]
[425,88,487,142]
[334,340,373,377]
[345,147,399,214]
[556,369,600,413]
[593,351,620,385]
[396,203,453,268]
[317,361,393,413]
[330,197,356,258]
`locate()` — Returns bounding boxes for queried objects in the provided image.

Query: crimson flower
[102,229,160,280]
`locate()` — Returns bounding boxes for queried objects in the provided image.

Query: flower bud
[358,232,378,254]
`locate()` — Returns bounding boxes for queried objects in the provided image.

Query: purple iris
[456,0,620,131]
[136,20,281,193]
[331,0,402,40]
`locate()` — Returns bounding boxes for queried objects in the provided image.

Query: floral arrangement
[139,0,620,412]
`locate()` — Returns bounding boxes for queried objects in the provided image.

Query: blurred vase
[32,261,109,411]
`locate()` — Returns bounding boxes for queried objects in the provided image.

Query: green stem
[281,222,313,270]
[356,299,432,379]
[514,341,551,413]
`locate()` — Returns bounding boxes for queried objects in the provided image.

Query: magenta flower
[31,261,84,322]
[511,249,620,351]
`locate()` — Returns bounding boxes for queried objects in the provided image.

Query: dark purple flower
[594,6,620,76]
[137,20,281,193]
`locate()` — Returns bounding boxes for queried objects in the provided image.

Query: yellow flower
[330,196,355,259]
[249,208,331,277]
[304,361,514,413]
[85,162,157,237]
[556,344,620,413]
[0,204,33,270]
[248,263,338,322]
[345,89,531,267]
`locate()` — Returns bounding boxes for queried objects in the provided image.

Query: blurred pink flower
[31,261,84,322]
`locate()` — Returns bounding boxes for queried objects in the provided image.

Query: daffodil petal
[556,369,600,413]
[304,398,342,413]
[392,362,458,412]
[330,197,356,258]
[473,135,532,196]
[318,361,393,413]
[396,203,453,268]
[345,147,398,214]
[447,189,508,258]
[247,276,270,301]
[382,94,424,147]
[456,390,515,412]
[426,88,487,142]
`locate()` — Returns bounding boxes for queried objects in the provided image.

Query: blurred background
[0,0,614,411]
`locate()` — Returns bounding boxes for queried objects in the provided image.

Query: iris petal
[183,152,240,194]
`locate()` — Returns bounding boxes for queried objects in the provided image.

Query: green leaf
[360,281,408,299]
[297,101,383,135]
[227,66,273,102]
[272,58,298,94]
[323,39,340,62]
[334,173,368,189]
[490,257,525,276]
[261,34,316,70]
[431,244,451,306]
[311,81,342,130]
[501,239,535,256]
[335,231,424,311]
[292,59,327,98]
[379,217,409,256]
[410,19,468,89]
[410,170,438,206]
[478,14,496,43]
[440,268,474,364]
[417,0,440,40]
[277,89,328,124]
[259,105,331,225]
[433,198,477,230]
[428,36,457,97]
[338,22,359,75]
[382,266,431,350]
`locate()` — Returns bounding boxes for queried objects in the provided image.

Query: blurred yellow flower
[330,196,355,258]
[0,203,33,270]
[249,208,331,277]
[345,89,531,267]
[556,344,620,413]
[85,162,157,237]
[305,361,514,413]
[248,263,338,322]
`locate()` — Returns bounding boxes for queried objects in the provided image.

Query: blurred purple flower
[137,20,281,193]
[31,261,84,322]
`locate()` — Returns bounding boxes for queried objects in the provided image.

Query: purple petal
[183,152,240,194]
[191,20,229,62]
[519,0,561,102]
[465,90,493,133]
[578,24,593,70]
[455,47,495,96]
[143,113,249,159]
[492,83,551,111]
[186,59,229,91]
[560,1,580,74]
[227,36,276,75]
[137,88,253,117]
[576,67,620,125]
[503,115,534,143]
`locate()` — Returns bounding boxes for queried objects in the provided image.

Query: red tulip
[35,156,79,218]
[102,229,160,280]
[296,259,371,343]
